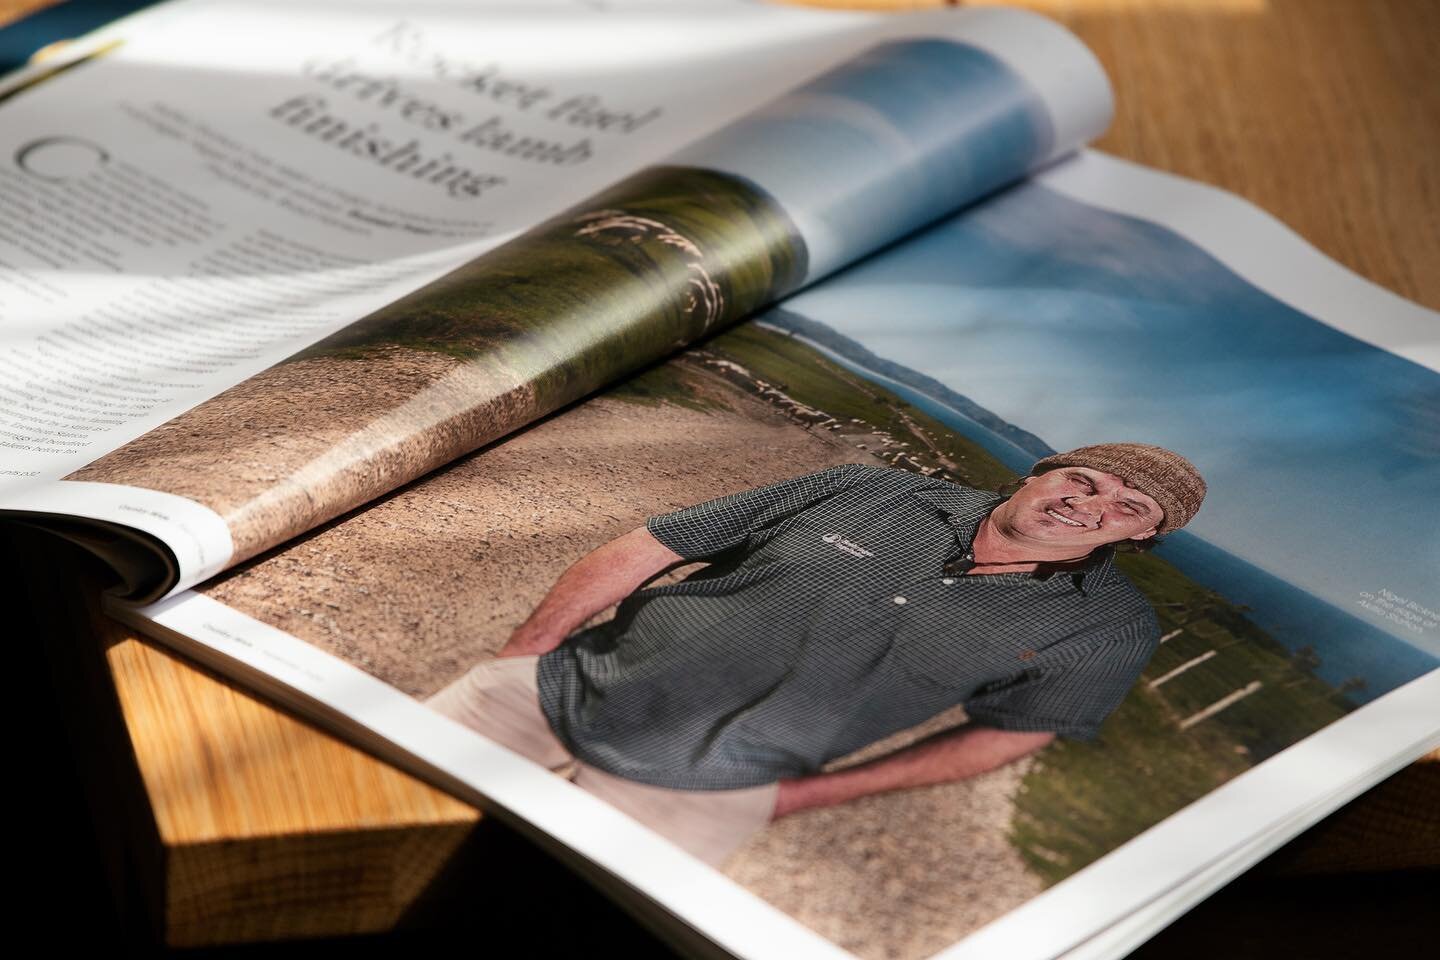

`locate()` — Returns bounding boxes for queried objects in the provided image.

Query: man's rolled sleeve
[645,463,874,561]
[963,613,1160,741]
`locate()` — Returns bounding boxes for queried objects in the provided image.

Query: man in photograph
[429,442,1206,866]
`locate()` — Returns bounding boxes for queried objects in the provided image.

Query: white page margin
[1040,151,1439,372]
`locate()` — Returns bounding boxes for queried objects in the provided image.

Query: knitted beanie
[1030,443,1206,534]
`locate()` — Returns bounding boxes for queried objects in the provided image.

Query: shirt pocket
[880,581,1037,690]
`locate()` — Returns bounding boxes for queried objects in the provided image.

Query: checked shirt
[536,463,1160,790]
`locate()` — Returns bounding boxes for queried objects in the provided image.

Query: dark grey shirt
[536,464,1159,790]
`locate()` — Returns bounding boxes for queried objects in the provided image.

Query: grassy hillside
[637,322,1354,886]
[697,321,1018,490]
[292,165,806,407]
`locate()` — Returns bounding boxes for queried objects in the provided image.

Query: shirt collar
[912,482,1116,591]
[912,484,1000,548]
[1075,546,1118,591]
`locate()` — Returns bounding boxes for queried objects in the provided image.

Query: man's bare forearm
[498,526,683,657]
[772,725,1054,818]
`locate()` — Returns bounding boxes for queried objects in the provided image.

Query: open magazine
[3,1,1436,958]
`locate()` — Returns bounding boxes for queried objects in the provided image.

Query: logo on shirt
[821,532,874,558]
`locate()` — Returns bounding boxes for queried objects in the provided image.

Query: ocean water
[1157,533,1438,704]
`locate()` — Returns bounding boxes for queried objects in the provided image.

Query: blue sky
[676,37,1052,279]
[775,181,1440,656]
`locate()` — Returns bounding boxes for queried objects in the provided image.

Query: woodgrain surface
[8,0,1437,948]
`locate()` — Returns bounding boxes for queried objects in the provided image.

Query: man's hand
[496,526,684,658]
[770,724,1055,819]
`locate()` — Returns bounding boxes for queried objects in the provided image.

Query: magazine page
[0,0,1109,599]
[118,150,1439,957]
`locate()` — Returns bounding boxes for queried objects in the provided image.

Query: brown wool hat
[1031,443,1206,534]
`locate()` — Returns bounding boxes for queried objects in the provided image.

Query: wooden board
[9,0,1437,947]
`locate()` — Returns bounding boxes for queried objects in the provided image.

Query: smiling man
[429,442,1206,867]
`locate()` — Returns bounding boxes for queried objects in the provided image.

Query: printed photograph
[193,174,1438,959]
[10,3,1431,958]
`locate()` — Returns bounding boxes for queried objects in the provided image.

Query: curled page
[0,1,1111,598]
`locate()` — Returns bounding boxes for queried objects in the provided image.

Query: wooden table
[9,0,1438,950]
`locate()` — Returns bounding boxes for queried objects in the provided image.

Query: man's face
[993,466,1162,552]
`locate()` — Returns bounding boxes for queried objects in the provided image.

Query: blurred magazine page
[118,150,1439,958]
[0,0,1109,598]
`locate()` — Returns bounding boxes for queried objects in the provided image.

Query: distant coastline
[758,308,1056,460]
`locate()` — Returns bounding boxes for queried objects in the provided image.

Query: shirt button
[942,578,956,585]
[892,595,908,604]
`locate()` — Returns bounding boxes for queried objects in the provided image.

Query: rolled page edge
[0,479,233,600]
[880,5,1115,163]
